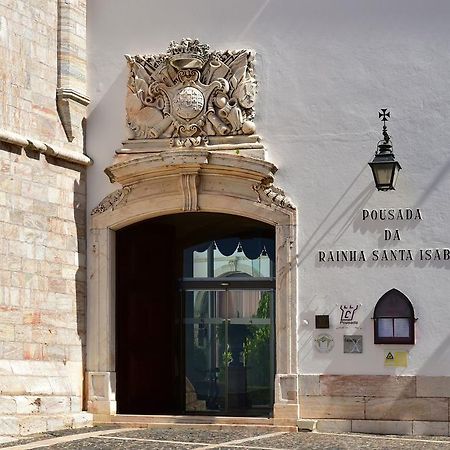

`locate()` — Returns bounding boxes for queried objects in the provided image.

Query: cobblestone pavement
[4,426,450,450]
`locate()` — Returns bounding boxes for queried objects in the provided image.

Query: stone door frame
[86,150,298,423]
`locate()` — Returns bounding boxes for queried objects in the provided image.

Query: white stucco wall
[87,0,450,376]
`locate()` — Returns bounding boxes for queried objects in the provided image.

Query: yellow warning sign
[384,351,408,367]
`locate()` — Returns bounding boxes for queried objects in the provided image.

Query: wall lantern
[369,109,402,191]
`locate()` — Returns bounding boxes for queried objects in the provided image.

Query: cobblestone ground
[3,426,450,449]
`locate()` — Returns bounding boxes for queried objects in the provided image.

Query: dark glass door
[183,285,274,416]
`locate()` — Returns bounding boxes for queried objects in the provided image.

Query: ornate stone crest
[125,38,257,142]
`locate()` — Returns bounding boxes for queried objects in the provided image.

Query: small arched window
[373,289,416,344]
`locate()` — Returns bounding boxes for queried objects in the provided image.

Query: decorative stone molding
[170,136,209,148]
[91,187,132,216]
[119,135,265,159]
[253,178,295,210]
[180,171,200,211]
[56,88,90,142]
[0,128,92,166]
[87,151,298,422]
[86,372,117,415]
[125,38,257,141]
[104,150,276,188]
[56,88,90,107]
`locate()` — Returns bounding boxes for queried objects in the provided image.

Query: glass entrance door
[183,286,274,416]
[182,233,275,416]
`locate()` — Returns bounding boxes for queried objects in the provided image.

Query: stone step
[109,414,274,425]
[94,414,298,432]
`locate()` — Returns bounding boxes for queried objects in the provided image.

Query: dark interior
[115,212,274,415]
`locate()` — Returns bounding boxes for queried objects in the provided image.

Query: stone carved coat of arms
[125,39,257,145]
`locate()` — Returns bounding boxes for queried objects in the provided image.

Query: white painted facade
[86,0,450,382]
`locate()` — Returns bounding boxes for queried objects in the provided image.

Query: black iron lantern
[369,109,401,191]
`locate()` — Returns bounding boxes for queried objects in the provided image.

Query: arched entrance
[87,150,298,423]
[116,213,275,416]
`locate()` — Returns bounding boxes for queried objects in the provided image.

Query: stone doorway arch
[86,150,298,423]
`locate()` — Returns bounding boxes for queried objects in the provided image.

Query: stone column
[273,222,299,424]
[86,228,117,415]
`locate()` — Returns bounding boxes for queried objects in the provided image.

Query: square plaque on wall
[344,335,363,353]
[315,315,330,329]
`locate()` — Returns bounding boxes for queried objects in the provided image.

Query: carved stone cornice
[57,88,90,106]
[118,135,264,156]
[105,150,276,187]
[0,128,92,167]
[91,187,132,216]
[91,150,296,231]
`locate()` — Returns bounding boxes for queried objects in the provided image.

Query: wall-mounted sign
[336,303,361,329]
[384,350,408,367]
[338,304,359,327]
[318,208,450,264]
[344,335,363,353]
[315,334,334,353]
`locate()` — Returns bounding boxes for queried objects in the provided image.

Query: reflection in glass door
[184,288,274,416]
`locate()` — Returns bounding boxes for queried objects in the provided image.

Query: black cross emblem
[379,108,390,127]
[379,109,391,143]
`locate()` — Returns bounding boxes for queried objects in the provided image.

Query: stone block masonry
[0,142,90,437]
[0,0,88,151]
[299,374,450,436]
[0,0,91,439]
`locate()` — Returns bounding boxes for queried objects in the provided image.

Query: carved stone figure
[125,39,257,142]
[253,178,295,210]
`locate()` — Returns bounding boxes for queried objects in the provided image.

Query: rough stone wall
[0,0,90,438]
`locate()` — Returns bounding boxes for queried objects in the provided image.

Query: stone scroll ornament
[125,39,257,143]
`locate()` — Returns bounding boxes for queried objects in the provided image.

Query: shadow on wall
[297,164,374,267]
[414,334,450,376]
[43,155,87,408]
[73,177,87,355]
[87,67,128,207]
[414,157,450,208]
[299,159,450,270]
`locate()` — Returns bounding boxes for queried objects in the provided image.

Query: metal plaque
[344,335,363,353]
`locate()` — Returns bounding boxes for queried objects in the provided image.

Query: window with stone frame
[373,289,416,344]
